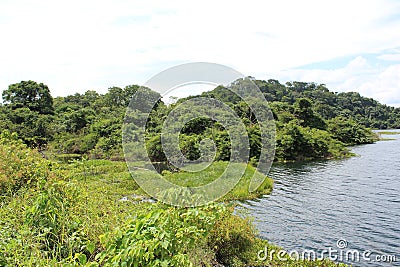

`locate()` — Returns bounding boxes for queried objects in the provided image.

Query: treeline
[197,80,376,161]
[254,79,400,129]
[0,78,382,162]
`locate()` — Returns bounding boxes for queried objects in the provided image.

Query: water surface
[243,130,400,266]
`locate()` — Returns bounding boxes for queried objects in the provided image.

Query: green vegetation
[1,77,387,266]
[0,133,346,266]
[199,83,377,162]
[377,131,400,135]
[0,78,381,163]
[163,161,274,201]
[376,131,400,141]
[252,79,400,129]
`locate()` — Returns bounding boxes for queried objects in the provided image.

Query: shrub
[24,180,84,257]
[208,207,256,266]
[0,131,90,265]
[327,117,376,145]
[0,131,57,195]
[96,205,224,267]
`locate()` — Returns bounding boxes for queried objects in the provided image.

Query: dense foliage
[1,79,381,164]
[197,82,376,161]
[0,131,56,195]
[0,77,377,266]
[0,135,348,266]
[253,79,400,129]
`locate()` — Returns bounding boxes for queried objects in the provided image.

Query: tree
[7,108,53,147]
[2,80,54,114]
[294,98,326,130]
[327,117,375,145]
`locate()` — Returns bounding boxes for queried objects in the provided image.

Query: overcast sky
[1,0,400,106]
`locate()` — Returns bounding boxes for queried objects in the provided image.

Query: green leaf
[86,240,96,254]
[76,253,87,265]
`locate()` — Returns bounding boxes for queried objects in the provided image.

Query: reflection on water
[242,130,400,266]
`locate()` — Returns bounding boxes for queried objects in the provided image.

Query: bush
[208,207,256,266]
[96,205,223,267]
[0,131,57,195]
[327,117,376,145]
[24,180,85,259]
[0,131,89,265]
[275,122,348,161]
[301,127,345,159]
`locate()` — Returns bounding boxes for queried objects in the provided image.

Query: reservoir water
[243,130,400,266]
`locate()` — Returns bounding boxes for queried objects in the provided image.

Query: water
[242,130,400,266]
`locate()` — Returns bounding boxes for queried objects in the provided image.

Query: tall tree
[2,80,54,114]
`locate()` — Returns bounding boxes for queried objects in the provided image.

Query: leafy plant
[0,131,56,195]
[96,205,223,267]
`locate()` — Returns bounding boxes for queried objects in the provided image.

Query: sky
[1,0,400,106]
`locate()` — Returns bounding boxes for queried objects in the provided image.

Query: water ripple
[243,129,400,267]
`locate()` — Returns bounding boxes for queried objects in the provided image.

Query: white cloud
[377,53,400,61]
[361,65,400,106]
[0,0,400,105]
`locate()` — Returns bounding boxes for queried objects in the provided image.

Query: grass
[1,150,344,266]
[377,131,400,135]
[163,161,273,201]
[376,131,398,141]
[67,159,274,203]
[58,159,341,266]
[379,138,397,141]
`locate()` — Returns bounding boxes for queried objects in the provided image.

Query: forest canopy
[1,78,393,162]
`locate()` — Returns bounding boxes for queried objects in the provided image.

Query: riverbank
[0,132,346,266]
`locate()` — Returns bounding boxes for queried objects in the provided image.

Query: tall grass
[0,133,345,266]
